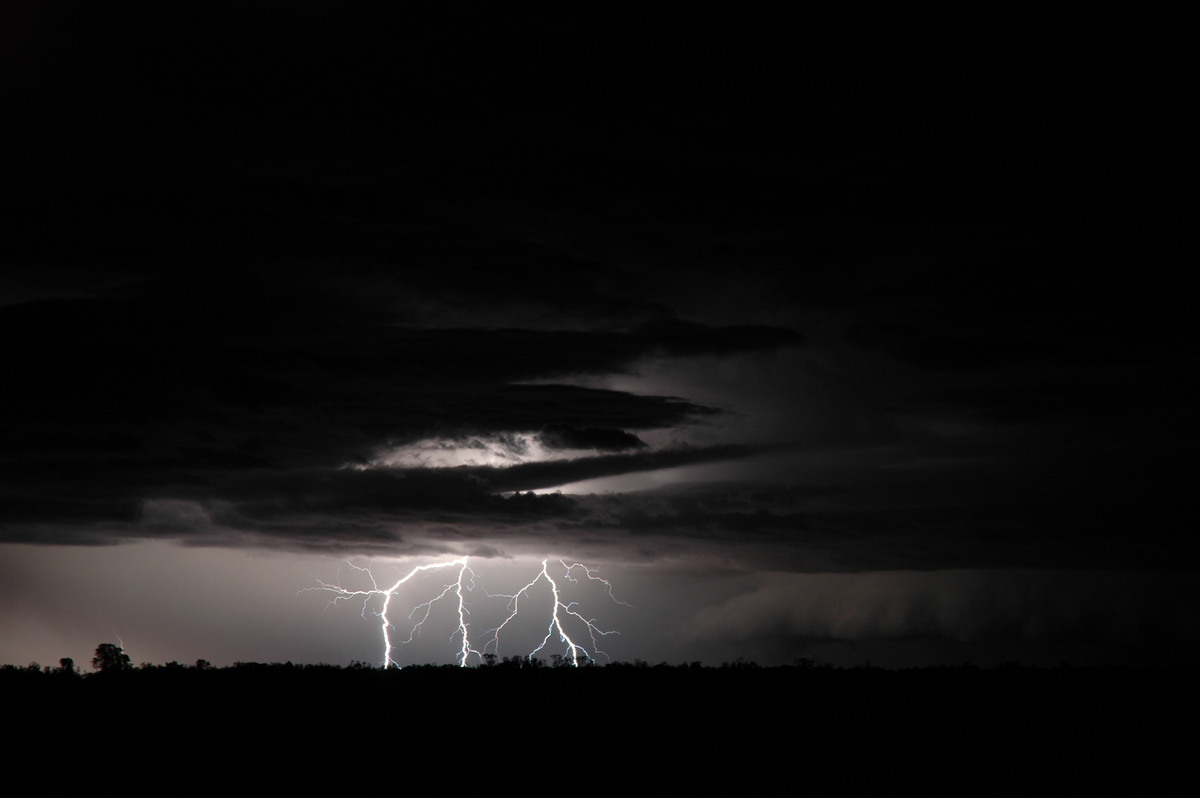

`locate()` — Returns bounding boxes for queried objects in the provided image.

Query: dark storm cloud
[0,260,801,546]
[4,4,1195,576]
[538,424,646,453]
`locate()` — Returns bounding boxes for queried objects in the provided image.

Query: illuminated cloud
[356,425,647,470]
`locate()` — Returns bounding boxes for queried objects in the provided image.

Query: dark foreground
[8,661,1196,795]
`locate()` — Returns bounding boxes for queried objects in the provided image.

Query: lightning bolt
[309,557,478,669]
[306,557,627,668]
[486,559,628,667]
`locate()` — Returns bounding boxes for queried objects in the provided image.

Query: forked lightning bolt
[485,560,626,667]
[309,557,477,668]
[306,557,627,668]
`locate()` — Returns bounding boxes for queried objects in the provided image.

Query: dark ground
[9,661,1197,794]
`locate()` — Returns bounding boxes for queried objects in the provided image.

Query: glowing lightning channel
[486,559,630,667]
[306,557,628,668]
[308,557,479,669]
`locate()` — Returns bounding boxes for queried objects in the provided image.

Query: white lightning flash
[307,557,627,668]
[309,557,478,668]
[486,559,627,667]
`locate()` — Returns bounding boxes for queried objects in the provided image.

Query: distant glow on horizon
[305,556,628,668]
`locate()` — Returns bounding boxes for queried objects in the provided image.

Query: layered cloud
[2,1,1193,592]
[0,259,806,553]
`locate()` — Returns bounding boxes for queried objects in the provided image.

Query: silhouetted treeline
[6,651,1197,795]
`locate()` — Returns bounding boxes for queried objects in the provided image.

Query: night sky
[2,5,1196,669]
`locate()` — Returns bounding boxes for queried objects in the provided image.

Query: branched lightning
[486,560,629,667]
[305,557,627,668]
[308,557,479,668]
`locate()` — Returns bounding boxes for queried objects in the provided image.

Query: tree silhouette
[91,643,132,673]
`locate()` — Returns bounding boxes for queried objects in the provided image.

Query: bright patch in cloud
[355,432,595,470]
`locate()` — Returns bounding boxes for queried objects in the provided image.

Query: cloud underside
[2,460,1184,579]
